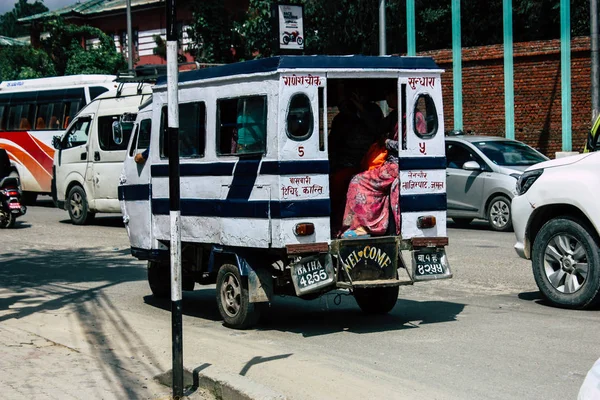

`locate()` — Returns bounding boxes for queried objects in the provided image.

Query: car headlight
[516,169,543,195]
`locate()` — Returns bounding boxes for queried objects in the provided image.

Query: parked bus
[0,75,119,203]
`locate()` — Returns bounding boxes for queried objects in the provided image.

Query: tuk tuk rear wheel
[354,286,399,314]
[216,264,260,329]
[148,261,170,298]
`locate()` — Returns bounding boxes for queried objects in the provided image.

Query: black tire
[532,218,600,309]
[297,37,304,46]
[0,209,15,228]
[216,264,260,329]
[148,261,170,298]
[354,286,399,314]
[21,192,37,206]
[487,195,512,232]
[67,186,95,225]
[452,217,473,228]
[282,35,290,45]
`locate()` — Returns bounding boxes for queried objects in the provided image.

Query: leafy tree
[0,0,48,38]
[40,18,127,75]
[187,1,238,63]
[0,45,55,81]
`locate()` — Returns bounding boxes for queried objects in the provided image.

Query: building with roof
[18,0,249,66]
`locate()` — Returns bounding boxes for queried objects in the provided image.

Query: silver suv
[445,134,548,231]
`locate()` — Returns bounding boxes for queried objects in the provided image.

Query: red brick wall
[421,36,592,156]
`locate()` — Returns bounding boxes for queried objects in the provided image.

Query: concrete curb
[155,367,287,400]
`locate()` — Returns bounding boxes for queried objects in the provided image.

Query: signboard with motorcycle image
[277,4,304,50]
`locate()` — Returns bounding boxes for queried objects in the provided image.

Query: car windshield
[472,140,547,166]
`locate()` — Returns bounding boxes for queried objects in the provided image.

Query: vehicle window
[446,142,477,169]
[63,117,92,148]
[160,102,206,158]
[7,104,34,130]
[98,115,133,151]
[64,100,82,129]
[138,118,152,151]
[89,86,109,101]
[128,124,139,157]
[0,105,5,130]
[217,95,267,156]
[472,140,547,166]
[286,93,313,141]
[413,94,438,138]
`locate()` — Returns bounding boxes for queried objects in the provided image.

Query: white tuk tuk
[119,55,452,329]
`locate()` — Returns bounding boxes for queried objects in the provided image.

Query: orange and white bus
[0,75,120,203]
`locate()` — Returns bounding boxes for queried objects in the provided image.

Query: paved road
[1,200,599,400]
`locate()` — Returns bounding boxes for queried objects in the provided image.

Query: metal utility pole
[379,0,386,55]
[126,0,133,70]
[592,0,599,121]
[166,0,183,397]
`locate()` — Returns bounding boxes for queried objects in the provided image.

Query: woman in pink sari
[341,89,401,238]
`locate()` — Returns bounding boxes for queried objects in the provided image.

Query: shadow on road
[0,246,160,400]
[447,219,513,233]
[59,216,124,228]
[143,287,465,337]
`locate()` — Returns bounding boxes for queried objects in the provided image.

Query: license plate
[412,249,452,281]
[290,254,335,295]
[8,203,21,210]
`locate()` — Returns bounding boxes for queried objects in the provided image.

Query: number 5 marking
[298,146,305,157]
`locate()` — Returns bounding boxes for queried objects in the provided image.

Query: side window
[217,95,267,156]
[0,105,5,130]
[64,100,82,129]
[8,104,34,130]
[286,93,313,141]
[98,115,133,151]
[63,117,92,148]
[89,86,109,101]
[160,102,205,158]
[446,143,476,169]
[128,123,139,157]
[138,118,152,150]
[413,94,438,138]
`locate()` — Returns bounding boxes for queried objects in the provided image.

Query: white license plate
[8,203,21,210]
[412,249,452,281]
[291,254,335,295]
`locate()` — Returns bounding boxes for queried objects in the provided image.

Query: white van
[53,84,152,224]
[120,56,453,328]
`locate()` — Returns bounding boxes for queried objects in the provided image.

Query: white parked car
[512,152,600,309]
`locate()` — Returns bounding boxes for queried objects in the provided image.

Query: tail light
[417,215,437,229]
[7,191,18,197]
[294,223,315,236]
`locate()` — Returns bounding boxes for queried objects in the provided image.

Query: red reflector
[7,191,18,196]
[417,216,437,229]
[294,223,315,236]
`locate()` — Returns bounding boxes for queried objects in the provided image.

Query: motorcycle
[0,176,26,228]
[282,31,303,46]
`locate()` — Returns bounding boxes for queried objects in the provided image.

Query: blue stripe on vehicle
[151,162,235,177]
[150,160,329,178]
[226,156,261,200]
[400,193,447,212]
[399,157,446,170]
[260,160,329,175]
[152,198,331,219]
[118,184,151,201]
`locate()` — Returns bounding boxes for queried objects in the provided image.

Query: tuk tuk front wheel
[216,264,260,329]
[354,286,399,314]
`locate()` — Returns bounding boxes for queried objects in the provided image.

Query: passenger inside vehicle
[328,81,383,236]
[340,86,401,238]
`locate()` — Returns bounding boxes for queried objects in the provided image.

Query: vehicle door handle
[80,152,86,160]
[94,151,100,161]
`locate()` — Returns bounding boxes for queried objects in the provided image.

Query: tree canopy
[188,0,591,62]
[0,0,47,38]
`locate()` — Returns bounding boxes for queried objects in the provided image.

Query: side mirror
[112,121,123,145]
[52,136,61,150]
[463,160,482,171]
